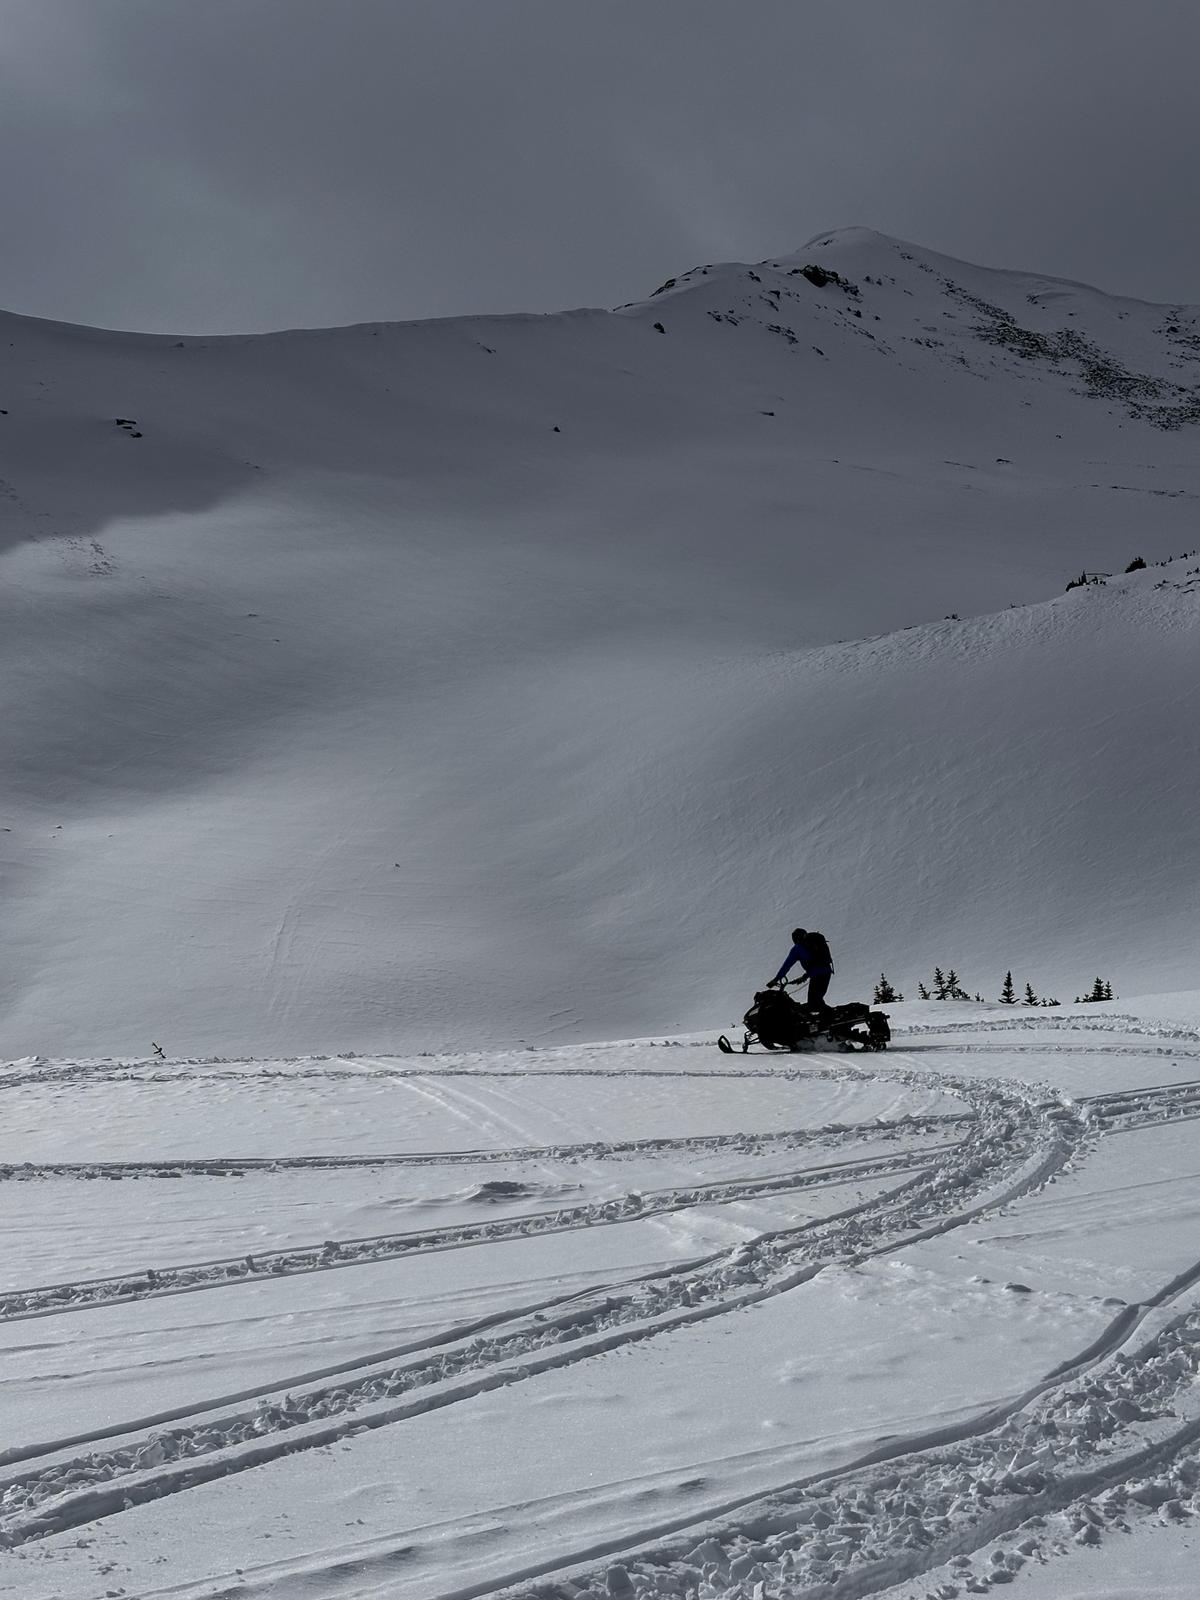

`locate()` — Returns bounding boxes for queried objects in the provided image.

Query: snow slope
[2,228,1199,1056]
[4,1000,1200,1598]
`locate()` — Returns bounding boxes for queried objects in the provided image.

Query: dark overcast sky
[2,0,1198,333]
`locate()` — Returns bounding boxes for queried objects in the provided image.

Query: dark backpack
[805,930,832,968]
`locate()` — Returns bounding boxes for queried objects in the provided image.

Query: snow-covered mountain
[1,227,1197,1057]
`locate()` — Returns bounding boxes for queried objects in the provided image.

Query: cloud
[2,0,1199,331]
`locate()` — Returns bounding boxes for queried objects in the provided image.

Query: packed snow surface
[1,228,1199,1057]
[4,997,1200,1597]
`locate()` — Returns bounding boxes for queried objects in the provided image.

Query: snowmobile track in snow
[896,1012,1200,1045]
[8,1031,1189,1585]
[0,1062,1085,1553]
[1078,1079,1200,1132]
[0,1142,952,1321]
[492,1268,1200,1600]
[0,1055,932,1094]
[1,1160,945,1540]
[0,1110,965,1182]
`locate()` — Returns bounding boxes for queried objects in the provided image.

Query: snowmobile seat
[825,1002,870,1025]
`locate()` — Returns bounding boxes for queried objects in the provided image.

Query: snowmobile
[717,978,890,1054]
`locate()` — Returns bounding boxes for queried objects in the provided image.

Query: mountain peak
[801,225,906,252]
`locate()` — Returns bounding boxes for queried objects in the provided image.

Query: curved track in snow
[2,1015,1199,1598]
[0,1141,953,1323]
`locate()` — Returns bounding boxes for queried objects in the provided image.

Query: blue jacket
[775,940,833,983]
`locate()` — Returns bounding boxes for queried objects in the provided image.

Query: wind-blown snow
[1,229,1198,1057]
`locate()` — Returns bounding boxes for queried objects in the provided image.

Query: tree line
[873,970,1116,1005]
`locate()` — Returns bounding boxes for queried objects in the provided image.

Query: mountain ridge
[4,225,1198,341]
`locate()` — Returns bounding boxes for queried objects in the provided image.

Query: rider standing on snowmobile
[771,928,834,1014]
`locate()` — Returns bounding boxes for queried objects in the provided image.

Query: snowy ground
[4,996,1199,1598]
[3,225,1197,1597]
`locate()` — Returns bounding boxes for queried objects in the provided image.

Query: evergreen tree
[1102,980,1113,1000]
[944,969,971,1000]
[1024,981,1039,1005]
[932,967,947,1000]
[1000,971,1016,1004]
[917,982,930,1000]
[873,974,901,1004]
[1088,976,1105,1002]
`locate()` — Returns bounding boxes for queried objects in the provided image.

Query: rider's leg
[806,972,831,1014]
